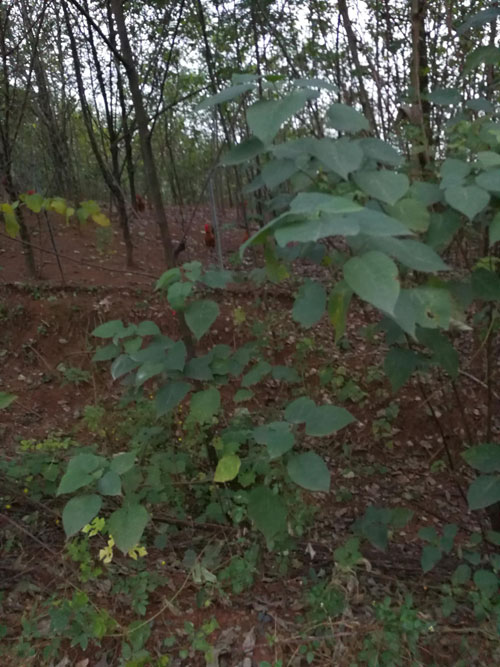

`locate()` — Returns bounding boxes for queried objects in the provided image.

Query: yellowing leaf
[49,197,67,215]
[66,207,75,224]
[1,203,20,238]
[92,212,110,227]
[214,454,241,483]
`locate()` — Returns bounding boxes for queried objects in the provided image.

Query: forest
[2,0,500,665]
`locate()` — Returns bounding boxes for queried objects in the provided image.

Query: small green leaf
[287,452,330,491]
[214,455,241,483]
[473,569,499,598]
[62,494,102,537]
[253,422,295,459]
[0,392,17,410]
[384,347,420,392]
[489,212,500,246]
[234,388,254,402]
[248,89,316,144]
[292,280,326,328]
[110,452,136,475]
[344,251,400,314]
[354,170,409,206]
[136,321,161,336]
[248,486,287,542]
[328,282,353,343]
[452,564,471,586]
[305,405,355,436]
[156,381,191,416]
[189,387,220,424]
[92,343,120,362]
[389,197,430,232]
[97,470,122,496]
[92,320,124,338]
[108,503,149,554]
[468,475,500,510]
[222,137,266,166]
[444,185,490,220]
[272,366,300,383]
[185,300,219,340]
[241,360,272,387]
[421,545,442,573]
[197,83,255,110]
[311,137,364,180]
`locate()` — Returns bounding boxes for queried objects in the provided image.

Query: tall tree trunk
[110,0,194,356]
[410,0,432,172]
[110,0,175,267]
[338,0,377,134]
[62,0,134,267]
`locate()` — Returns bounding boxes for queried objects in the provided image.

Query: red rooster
[204,223,215,248]
[135,194,146,212]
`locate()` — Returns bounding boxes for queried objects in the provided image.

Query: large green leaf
[253,422,295,459]
[305,405,355,436]
[465,45,500,73]
[185,300,219,340]
[285,397,316,424]
[344,251,400,314]
[287,452,330,491]
[57,453,106,495]
[425,211,462,251]
[289,192,362,215]
[275,214,360,246]
[463,443,500,473]
[350,209,413,237]
[62,494,102,538]
[156,381,192,416]
[222,137,266,166]
[189,387,220,424]
[311,137,364,180]
[476,169,500,194]
[247,89,315,144]
[440,158,470,188]
[389,198,430,232]
[248,486,287,542]
[471,268,500,300]
[478,152,500,170]
[467,475,500,510]
[427,87,460,106]
[292,280,326,328]
[261,159,298,190]
[360,138,402,167]
[197,82,255,110]
[354,170,409,206]
[108,503,149,553]
[368,237,449,272]
[457,8,500,35]
[411,182,443,207]
[327,103,369,133]
[328,281,353,343]
[444,185,490,220]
